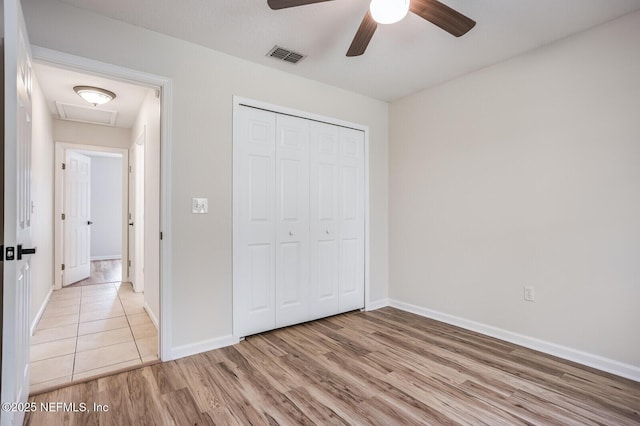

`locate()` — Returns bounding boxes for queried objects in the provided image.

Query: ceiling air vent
[267,45,305,64]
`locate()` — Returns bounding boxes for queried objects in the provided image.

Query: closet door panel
[339,128,365,312]
[275,115,310,328]
[233,106,277,336]
[309,122,340,319]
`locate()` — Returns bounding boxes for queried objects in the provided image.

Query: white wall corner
[366,298,390,311]
[30,286,53,336]
[388,299,640,383]
[144,302,160,331]
[170,335,239,361]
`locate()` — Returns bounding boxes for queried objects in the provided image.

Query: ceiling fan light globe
[369,0,409,24]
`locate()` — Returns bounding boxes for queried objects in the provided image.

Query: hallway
[29,261,159,394]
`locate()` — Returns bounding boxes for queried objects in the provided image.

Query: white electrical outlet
[192,197,208,214]
[524,286,535,302]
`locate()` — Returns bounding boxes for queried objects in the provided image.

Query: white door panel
[316,240,339,296]
[339,128,365,312]
[309,122,340,319]
[248,243,272,311]
[2,0,34,423]
[63,151,91,285]
[128,138,145,292]
[128,145,135,281]
[249,156,271,221]
[233,107,277,337]
[275,115,309,328]
[279,241,302,305]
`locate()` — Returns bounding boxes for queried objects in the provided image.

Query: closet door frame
[232,96,371,339]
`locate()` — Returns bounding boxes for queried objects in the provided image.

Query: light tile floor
[30,282,159,394]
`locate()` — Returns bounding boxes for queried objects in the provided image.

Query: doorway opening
[60,148,126,287]
[28,59,163,393]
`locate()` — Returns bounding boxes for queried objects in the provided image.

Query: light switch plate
[192,197,208,214]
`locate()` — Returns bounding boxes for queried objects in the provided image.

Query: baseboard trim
[389,299,640,383]
[366,298,389,311]
[144,302,160,330]
[31,287,53,336]
[90,255,122,261]
[170,335,239,361]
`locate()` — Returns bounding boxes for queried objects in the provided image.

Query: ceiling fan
[267,0,476,57]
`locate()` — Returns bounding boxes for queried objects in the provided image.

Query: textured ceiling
[55,0,640,101]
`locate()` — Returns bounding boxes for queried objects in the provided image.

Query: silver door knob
[289,231,294,236]
[325,229,330,235]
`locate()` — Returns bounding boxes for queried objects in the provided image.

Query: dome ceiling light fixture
[73,85,116,106]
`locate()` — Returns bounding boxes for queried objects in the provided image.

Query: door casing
[54,144,128,289]
[33,45,173,361]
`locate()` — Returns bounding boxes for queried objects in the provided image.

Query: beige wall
[30,76,54,328]
[132,89,161,325]
[23,0,389,351]
[53,119,131,149]
[389,11,640,367]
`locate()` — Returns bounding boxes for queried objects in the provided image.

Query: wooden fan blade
[346,11,377,57]
[410,0,476,37]
[267,0,333,10]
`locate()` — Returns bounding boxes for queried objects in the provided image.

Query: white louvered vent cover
[266,46,305,64]
[55,101,118,126]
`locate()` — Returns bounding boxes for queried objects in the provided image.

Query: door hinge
[160,231,163,240]
[128,260,132,267]
[62,163,66,170]
[61,213,65,220]
[129,165,132,173]
[61,264,65,271]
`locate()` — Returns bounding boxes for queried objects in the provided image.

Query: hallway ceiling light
[73,85,116,106]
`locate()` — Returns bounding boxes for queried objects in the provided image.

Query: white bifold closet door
[275,115,310,328]
[337,127,365,312]
[309,122,341,319]
[234,104,365,338]
[308,122,364,318]
[233,107,277,336]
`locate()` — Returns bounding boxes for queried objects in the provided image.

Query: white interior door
[275,115,310,328]
[128,134,145,292]
[63,150,91,285]
[309,121,340,320]
[1,0,35,423]
[233,106,277,337]
[339,128,365,312]
[134,139,145,292]
[128,145,135,281]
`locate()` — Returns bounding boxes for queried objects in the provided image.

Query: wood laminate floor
[25,307,640,425]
